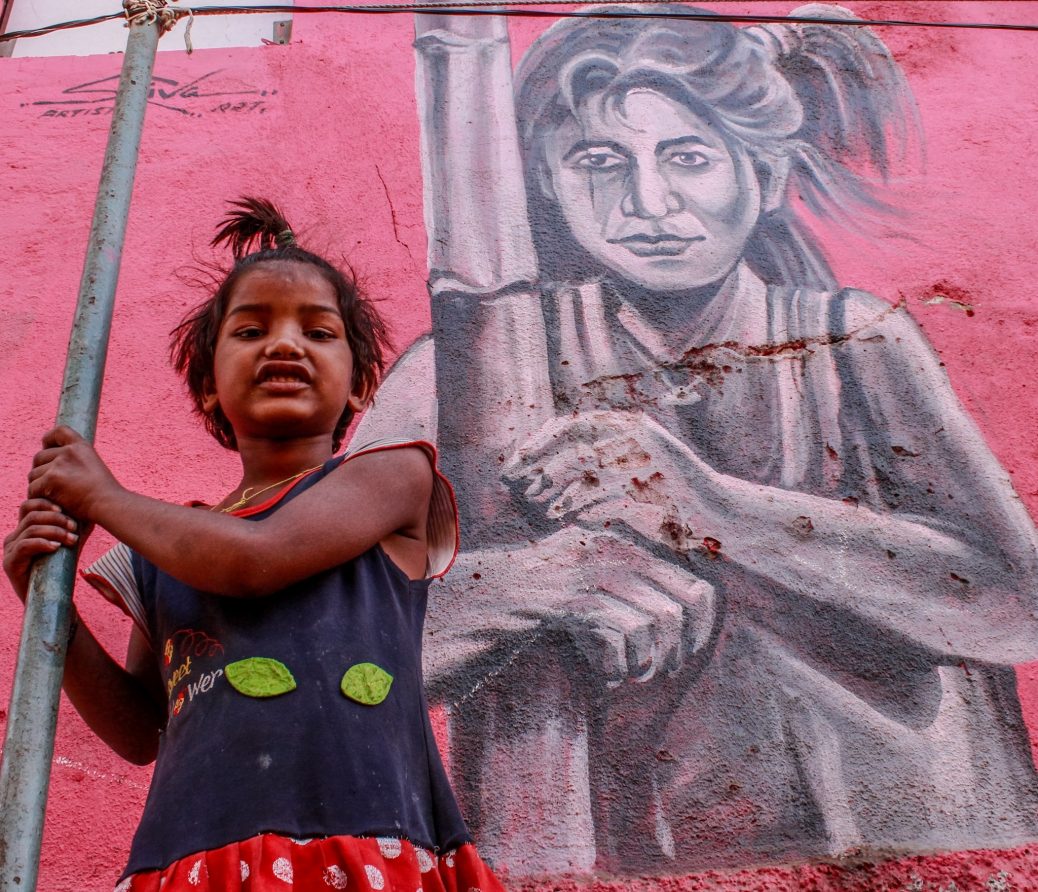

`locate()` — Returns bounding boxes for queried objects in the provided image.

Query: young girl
[3,198,506,892]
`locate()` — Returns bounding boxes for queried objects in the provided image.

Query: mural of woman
[355,5,1038,878]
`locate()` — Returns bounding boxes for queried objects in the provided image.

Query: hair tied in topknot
[212,196,296,261]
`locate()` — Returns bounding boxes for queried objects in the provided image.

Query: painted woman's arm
[414,14,553,541]
[414,14,536,298]
[511,303,1038,664]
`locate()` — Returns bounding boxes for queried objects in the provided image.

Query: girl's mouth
[256,362,312,389]
[258,378,310,394]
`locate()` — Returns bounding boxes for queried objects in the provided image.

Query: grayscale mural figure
[356,5,1038,877]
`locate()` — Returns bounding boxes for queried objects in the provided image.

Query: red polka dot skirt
[115,834,505,891]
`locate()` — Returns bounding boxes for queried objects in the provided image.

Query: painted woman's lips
[609,234,705,257]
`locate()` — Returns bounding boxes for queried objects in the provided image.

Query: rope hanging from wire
[2,1,1038,45]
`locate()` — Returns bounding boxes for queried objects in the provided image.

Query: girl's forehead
[226,261,339,312]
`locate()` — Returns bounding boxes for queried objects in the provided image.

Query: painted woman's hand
[430,528,716,688]
[27,426,124,523]
[3,498,83,602]
[503,411,716,555]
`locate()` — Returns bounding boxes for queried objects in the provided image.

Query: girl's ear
[201,382,219,415]
[759,156,791,214]
[346,380,375,415]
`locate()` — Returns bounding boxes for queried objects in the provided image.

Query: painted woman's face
[543,89,761,292]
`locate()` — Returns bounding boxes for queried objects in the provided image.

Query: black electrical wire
[2,1,1038,44]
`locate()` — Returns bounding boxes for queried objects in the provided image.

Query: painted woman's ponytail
[745,4,920,235]
[748,5,915,180]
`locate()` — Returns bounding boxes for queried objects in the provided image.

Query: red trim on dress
[119,833,504,892]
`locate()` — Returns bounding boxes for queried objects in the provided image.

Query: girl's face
[203,262,365,447]
[542,89,762,292]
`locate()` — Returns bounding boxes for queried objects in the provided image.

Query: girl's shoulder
[335,436,459,580]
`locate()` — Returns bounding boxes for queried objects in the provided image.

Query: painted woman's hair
[516,4,918,290]
[171,197,389,451]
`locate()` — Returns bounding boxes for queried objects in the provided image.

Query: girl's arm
[61,623,165,765]
[27,431,433,597]
[4,500,166,763]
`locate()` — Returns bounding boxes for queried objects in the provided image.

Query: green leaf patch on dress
[340,662,393,705]
[225,657,297,698]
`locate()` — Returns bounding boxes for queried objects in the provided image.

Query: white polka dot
[323,865,348,889]
[273,857,294,883]
[415,848,434,873]
[444,851,455,868]
[290,837,313,846]
[240,861,250,881]
[187,859,202,886]
[113,879,133,892]
[376,837,401,859]
[364,864,385,890]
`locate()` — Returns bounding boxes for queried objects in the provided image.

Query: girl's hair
[515,4,918,290]
[171,197,389,452]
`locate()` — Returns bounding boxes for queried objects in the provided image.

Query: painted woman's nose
[621,165,684,218]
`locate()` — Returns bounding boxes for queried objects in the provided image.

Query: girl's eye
[573,150,627,172]
[234,326,264,339]
[306,329,337,341]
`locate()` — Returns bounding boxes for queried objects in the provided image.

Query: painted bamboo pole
[0,10,165,891]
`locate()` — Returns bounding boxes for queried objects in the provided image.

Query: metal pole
[0,15,162,891]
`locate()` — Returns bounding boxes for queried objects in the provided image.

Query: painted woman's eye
[572,150,627,172]
[667,151,709,169]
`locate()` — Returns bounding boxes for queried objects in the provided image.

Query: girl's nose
[621,163,684,219]
[264,330,305,357]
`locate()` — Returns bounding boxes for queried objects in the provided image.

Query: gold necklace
[216,465,322,514]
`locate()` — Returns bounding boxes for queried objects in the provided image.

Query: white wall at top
[6,0,293,57]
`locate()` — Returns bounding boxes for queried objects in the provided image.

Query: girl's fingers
[17,498,66,519]
[17,523,78,547]
[11,510,77,545]
[41,425,83,448]
[31,446,65,469]
[12,536,65,557]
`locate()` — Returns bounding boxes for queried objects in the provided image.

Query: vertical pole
[0,15,162,892]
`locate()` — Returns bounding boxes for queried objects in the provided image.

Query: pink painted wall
[2,3,1038,889]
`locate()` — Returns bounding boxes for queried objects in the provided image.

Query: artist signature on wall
[20,70,276,119]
